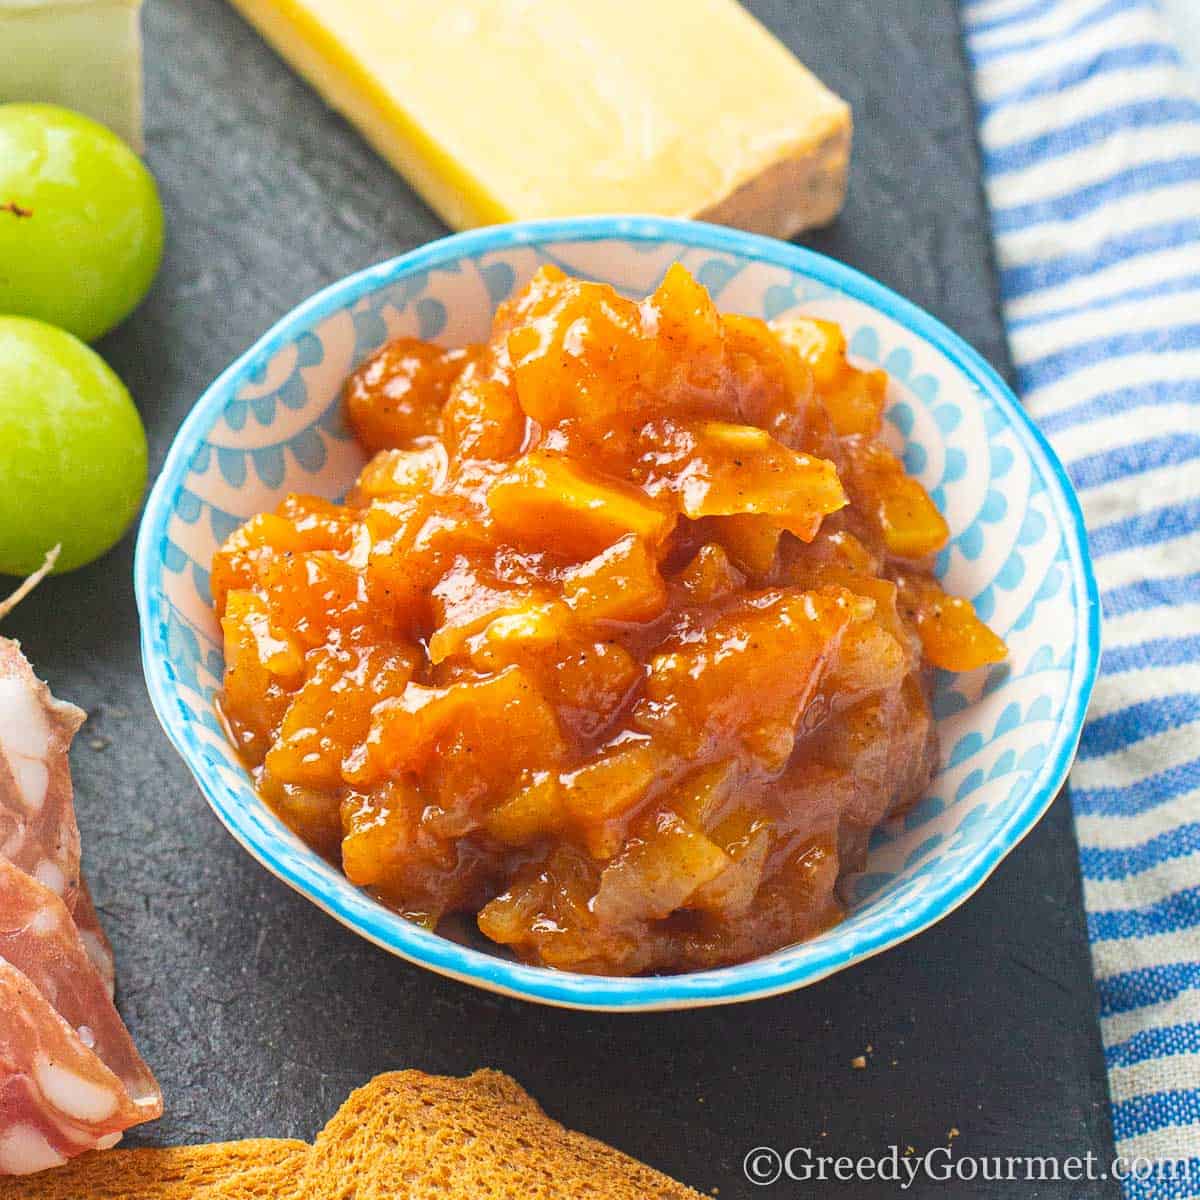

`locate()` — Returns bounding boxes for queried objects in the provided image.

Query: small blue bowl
[135,217,1100,1011]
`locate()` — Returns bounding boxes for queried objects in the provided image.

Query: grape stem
[0,201,32,218]
[0,545,60,621]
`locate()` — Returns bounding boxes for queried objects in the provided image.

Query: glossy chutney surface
[212,264,1006,975]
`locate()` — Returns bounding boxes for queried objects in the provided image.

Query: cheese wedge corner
[0,0,144,151]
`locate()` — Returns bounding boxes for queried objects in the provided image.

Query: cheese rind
[0,1,144,152]
[225,0,851,236]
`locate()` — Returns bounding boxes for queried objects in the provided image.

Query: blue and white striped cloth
[961,0,1200,1189]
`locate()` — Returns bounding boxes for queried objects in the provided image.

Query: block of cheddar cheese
[0,0,144,150]
[225,0,852,237]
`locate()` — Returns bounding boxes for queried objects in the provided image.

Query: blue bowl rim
[135,215,1101,1011]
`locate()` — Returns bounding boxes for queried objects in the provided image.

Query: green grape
[0,103,164,342]
[0,317,148,576]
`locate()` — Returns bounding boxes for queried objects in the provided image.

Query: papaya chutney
[212,264,1006,975]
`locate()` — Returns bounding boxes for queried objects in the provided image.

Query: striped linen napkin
[961,0,1200,1188]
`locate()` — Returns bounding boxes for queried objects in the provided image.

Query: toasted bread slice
[0,1139,308,1199]
[303,1069,703,1199]
[208,1150,310,1200]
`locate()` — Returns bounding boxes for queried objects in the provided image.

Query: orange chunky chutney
[212,264,1006,975]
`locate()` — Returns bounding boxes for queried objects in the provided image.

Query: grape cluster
[0,104,161,576]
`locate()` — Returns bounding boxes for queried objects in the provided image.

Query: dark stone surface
[2,1,1119,1195]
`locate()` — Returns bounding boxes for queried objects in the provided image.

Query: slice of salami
[71,879,117,1001]
[0,962,152,1175]
[0,639,85,909]
[0,859,161,1129]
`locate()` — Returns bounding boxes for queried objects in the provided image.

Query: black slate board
[3,1,1121,1196]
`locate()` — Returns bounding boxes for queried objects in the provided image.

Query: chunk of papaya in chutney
[211,262,1005,975]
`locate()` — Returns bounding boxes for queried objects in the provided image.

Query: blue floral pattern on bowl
[134,217,1100,1011]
